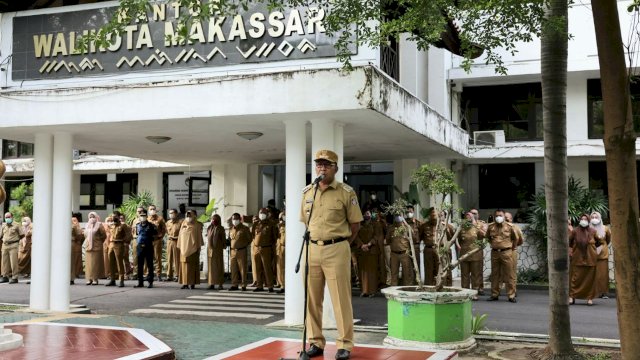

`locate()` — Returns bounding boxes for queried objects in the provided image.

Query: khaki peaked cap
[314,149,338,163]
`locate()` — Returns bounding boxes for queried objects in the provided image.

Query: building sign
[11,3,357,80]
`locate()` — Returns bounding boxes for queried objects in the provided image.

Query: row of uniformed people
[0,212,32,283]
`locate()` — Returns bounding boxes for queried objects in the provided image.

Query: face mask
[371,195,377,200]
[472,213,479,221]
[394,216,404,223]
[139,216,147,222]
[22,221,28,227]
[4,218,13,224]
[169,213,176,219]
[149,210,157,216]
[232,219,240,226]
[495,216,504,224]
[579,220,589,227]
[186,217,193,223]
[107,221,114,226]
[89,218,96,224]
[591,218,600,225]
[407,212,414,219]
[259,213,267,221]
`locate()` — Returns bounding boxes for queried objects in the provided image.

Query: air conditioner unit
[473,130,506,146]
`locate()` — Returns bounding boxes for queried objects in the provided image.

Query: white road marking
[187,295,284,303]
[170,299,284,308]
[130,308,272,319]
[151,303,283,313]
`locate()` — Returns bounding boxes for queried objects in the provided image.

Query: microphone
[313,174,325,185]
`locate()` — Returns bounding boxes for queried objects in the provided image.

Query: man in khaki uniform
[107,211,130,287]
[505,212,523,292]
[486,209,518,303]
[386,217,414,286]
[405,206,421,282]
[276,212,286,294]
[148,205,167,281]
[457,212,486,300]
[300,149,363,360]
[228,213,251,291]
[252,208,278,292]
[419,208,454,286]
[166,208,183,281]
[0,212,25,283]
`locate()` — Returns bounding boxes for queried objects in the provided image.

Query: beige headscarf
[84,212,102,251]
[177,214,203,259]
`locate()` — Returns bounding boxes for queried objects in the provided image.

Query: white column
[30,133,53,311]
[334,123,344,182]
[283,119,307,325]
[49,133,73,312]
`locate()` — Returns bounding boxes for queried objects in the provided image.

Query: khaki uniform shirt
[149,215,167,241]
[0,223,24,244]
[230,224,251,249]
[386,223,411,252]
[407,219,421,245]
[486,222,517,250]
[299,179,363,241]
[252,220,278,247]
[419,221,453,247]
[277,223,286,247]
[511,223,524,246]
[71,225,84,252]
[110,223,130,242]
[594,226,611,259]
[459,223,485,262]
[166,219,183,240]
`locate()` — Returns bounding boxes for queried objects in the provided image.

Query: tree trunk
[591,2,640,358]
[541,0,575,356]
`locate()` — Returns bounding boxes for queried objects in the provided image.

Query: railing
[380,40,399,82]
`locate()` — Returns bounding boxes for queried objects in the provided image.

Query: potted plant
[381,164,482,351]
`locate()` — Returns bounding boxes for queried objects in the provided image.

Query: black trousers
[137,244,154,284]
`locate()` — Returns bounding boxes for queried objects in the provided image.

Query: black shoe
[268,288,274,293]
[478,289,485,296]
[0,277,8,283]
[181,285,188,289]
[277,289,285,294]
[105,281,116,287]
[228,286,239,291]
[9,279,18,284]
[508,297,517,303]
[134,283,144,288]
[217,285,224,290]
[70,280,75,285]
[241,287,247,291]
[147,283,153,289]
[86,281,93,286]
[208,285,216,290]
[253,288,265,292]
[118,281,125,288]
[487,296,499,301]
[306,344,324,357]
[190,285,195,289]
[335,349,350,360]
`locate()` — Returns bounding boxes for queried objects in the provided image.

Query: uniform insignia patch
[351,198,358,205]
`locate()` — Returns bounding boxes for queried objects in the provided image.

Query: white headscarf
[590,211,606,239]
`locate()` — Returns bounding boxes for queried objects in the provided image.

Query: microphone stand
[281,176,322,360]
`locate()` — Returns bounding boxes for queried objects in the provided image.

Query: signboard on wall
[166,171,210,211]
[12,3,357,80]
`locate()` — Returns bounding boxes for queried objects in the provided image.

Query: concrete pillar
[334,123,344,181]
[49,132,73,312]
[137,170,163,206]
[30,133,53,311]
[283,119,307,325]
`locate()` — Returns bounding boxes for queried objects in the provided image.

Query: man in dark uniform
[134,209,157,288]
[300,149,363,360]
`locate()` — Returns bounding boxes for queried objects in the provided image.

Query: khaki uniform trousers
[124,241,132,277]
[491,248,516,298]
[230,248,248,287]
[512,249,518,284]
[383,245,391,285]
[1,242,19,280]
[305,240,354,351]
[153,239,163,276]
[70,248,82,279]
[350,249,359,284]
[276,244,285,289]
[423,247,438,286]
[390,251,413,286]
[253,246,275,288]
[166,239,179,279]
[460,260,483,291]
[108,242,127,281]
[251,243,259,285]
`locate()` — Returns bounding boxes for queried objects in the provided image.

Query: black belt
[424,245,435,249]
[392,250,408,255]
[3,240,19,245]
[311,237,347,246]
[257,245,272,249]
[492,248,512,252]
[233,246,248,251]
[168,237,178,241]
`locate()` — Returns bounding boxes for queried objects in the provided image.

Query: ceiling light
[237,132,263,141]
[146,136,172,144]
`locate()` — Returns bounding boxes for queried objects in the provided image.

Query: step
[0,327,23,352]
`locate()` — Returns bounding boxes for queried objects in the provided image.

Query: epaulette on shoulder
[340,183,355,193]
[302,184,313,193]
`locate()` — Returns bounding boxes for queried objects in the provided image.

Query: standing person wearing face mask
[504,212,524,294]
[251,208,278,292]
[386,215,414,286]
[457,212,485,300]
[134,209,158,288]
[362,192,382,213]
[569,214,598,305]
[355,211,380,297]
[102,216,112,279]
[370,207,389,287]
[590,211,611,299]
[0,212,25,283]
[405,206,421,284]
[250,215,261,288]
[119,214,134,278]
[130,207,145,280]
[177,210,204,289]
[18,217,33,278]
[275,212,286,294]
[228,213,251,291]
[207,214,226,290]
[165,209,183,282]
[486,209,518,302]
[106,211,128,287]
[70,213,85,285]
[147,205,167,281]
[84,212,107,285]
[418,208,454,286]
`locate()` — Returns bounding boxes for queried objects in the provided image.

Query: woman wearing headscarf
[569,213,598,305]
[590,211,612,299]
[177,210,204,289]
[70,213,85,285]
[102,216,112,279]
[84,212,107,285]
[207,214,226,290]
[355,210,381,297]
[18,217,33,277]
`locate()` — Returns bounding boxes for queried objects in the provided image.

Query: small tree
[8,182,33,220]
[118,190,156,224]
[197,197,221,223]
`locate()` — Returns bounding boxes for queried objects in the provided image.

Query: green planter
[381,286,477,351]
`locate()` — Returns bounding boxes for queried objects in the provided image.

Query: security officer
[251,208,278,292]
[386,216,414,286]
[457,211,486,300]
[486,209,518,303]
[300,149,363,360]
[228,213,251,291]
[0,212,25,283]
[165,208,183,281]
[134,209,157,288]
[275,211,286,294]
[148,205,167,281]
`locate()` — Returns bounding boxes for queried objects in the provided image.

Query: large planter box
[381,286,477,351]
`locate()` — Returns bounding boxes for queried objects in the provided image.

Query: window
[479,163,535,209]
[2,140,34,159]
[589,161,640,204]
[462,83,543,142]
[80,175,107,210]
[587,79,640,138]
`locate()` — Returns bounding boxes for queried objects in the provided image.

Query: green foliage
[118,190,156,224]
[411,164,464,199]
[383,198,410,217]
[8,183,33,220]
[471,313,488,334]
[517,268,548,285]
[197,197,221,223]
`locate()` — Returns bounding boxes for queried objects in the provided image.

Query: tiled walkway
[206,338,458,360]
[2,323,174,360]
